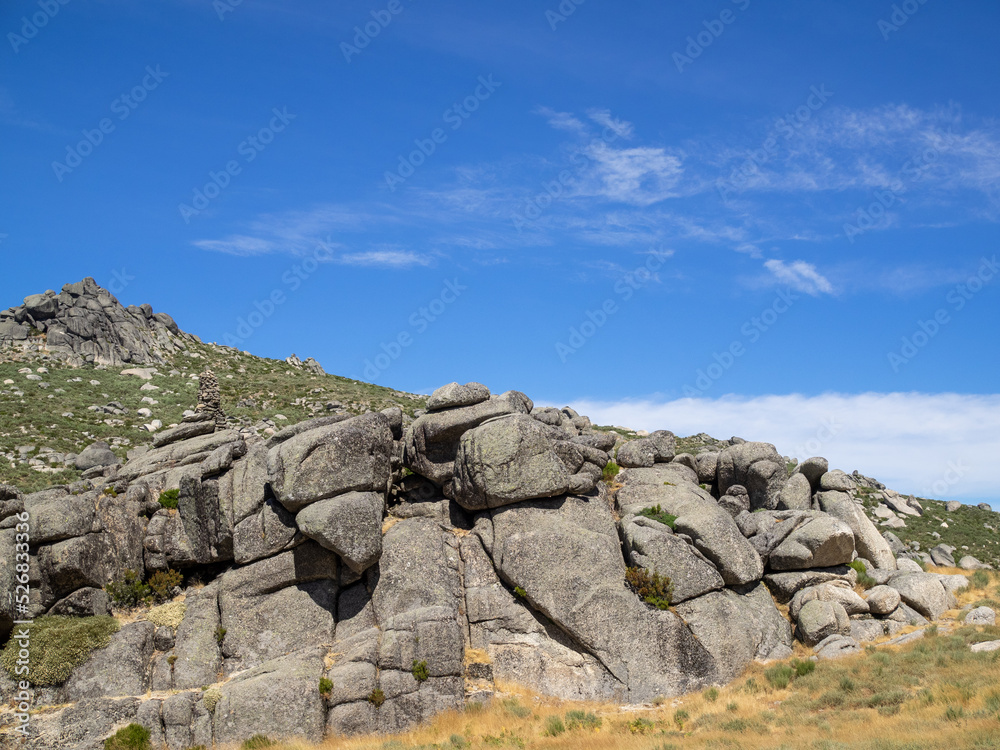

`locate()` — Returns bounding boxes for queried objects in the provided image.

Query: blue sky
[2,0,999,503]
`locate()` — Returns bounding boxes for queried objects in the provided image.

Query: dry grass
[225,615,1000,750]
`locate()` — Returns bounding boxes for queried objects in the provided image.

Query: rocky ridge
[0,281,997,749]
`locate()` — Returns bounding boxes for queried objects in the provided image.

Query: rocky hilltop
[0,278,196,368]
[0,281,997,749]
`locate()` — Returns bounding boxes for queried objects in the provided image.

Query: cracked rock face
[3,379,955,750]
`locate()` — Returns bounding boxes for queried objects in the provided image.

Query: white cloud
[763,259,834,296]
[579,143,684,205]
[587,109,634,139]
[536,106,586,134]
[565,392,1000,506]
[192,235,280,256]
[338,250,434,268]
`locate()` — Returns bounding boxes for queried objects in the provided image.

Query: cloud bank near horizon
[564,392,1000,508]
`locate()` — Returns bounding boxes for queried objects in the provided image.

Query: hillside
[1,278,999,750]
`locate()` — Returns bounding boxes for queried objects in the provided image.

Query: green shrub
[1,615,120,685]
[970,570,991,589]
[565,709,601,730]
[158,488,179,509]
[215,626,227,644]
[106,569,152,608]
[543,716,565,737]
[502,698,531,718]
[602,461,620,482]
[104,723,151,750]
[411,659,429,682]
[626,717,655,734]
[241,736,274,749]
[945,705,965,722]
[449,734,468,748]
[793,659,816,677]
[848,560,878,589]
[513,586,527,598]
[368,688,385,707]
[704,686,720,702]
[673,708,689,729]
[319,677,333,696]
[726,701,739,712]
[625,566,673,609]
[640,504,678,529]
[839,677,855,693]
[148,568,182,602]
[764,664,793,689]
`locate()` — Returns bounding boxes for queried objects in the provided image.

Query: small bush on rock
[848,560,877,589]
[104,723,150,750]
[626,566,673,609]
[1,615,120,685]
[106,570,152,608]
[639,505,677,530]
[148,568,182,602]
[411,659,429,682]
[158,488,179,509]
[368,688,385,707]
[319,677,333,696]
[602,461,620,482]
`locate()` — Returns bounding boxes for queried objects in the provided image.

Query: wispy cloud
[763,259,835,296]
[565,392,1000,504]
[338,249,435,267]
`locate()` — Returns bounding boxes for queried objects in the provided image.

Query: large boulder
[673,584,792,681]
[616,439,656,468]
[213,647,327,746]
[621,515,724,603]
[426,382,490,411]
[816,490,896,570]
[790,581,869,620]
[74,441,118,471]
[60,622,155,701]
[864,585,901,616]
[217,544,338,673]
[405,392,532,485]
[768,515,855,571]
[268,413,392,512]
[618,483,763,586]
[295,490,384,573]
[716,442,787,510]
[488,494,721,701]
[777,472,812,511]
[449,414,583,511]
[887,572,953,620]
[796,599,850,647]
